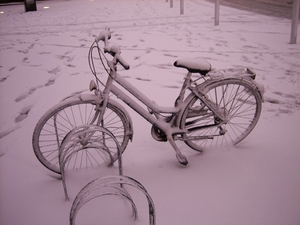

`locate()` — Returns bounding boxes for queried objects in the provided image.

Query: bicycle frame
[93,62,237,165]
[91,45,237,139]
[96,61,233,136]
[100,69,188,137]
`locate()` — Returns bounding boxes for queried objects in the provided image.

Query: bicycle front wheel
[32,97,131,174]
[181,78,262,150]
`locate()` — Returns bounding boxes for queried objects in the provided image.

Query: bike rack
[69,175,156,225]
[57,125,156,224]
[58,125,123,200]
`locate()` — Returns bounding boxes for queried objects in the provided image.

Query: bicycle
[32,27,264,174]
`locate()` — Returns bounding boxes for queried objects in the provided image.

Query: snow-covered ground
[0,0,300,224]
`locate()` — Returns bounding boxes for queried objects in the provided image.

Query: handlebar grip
[108,45,130,70]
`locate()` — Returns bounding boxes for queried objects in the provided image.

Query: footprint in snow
[56,54,74,63]
[15,87,38,102]
[39,51,51,55]
[48,66,61,75]
[241,55,250,62]
[163,85,180,89]
[0,77,8,82]
[45,78,55,86]
[164,53,177,58]
[15,78,56,102]
[9,66,17,71]
[136,77,151,82]
[156,64,172,69]
[28,43,35,49]
[264,97,280,104]
[15,105,32,123]
[18,49,29,54]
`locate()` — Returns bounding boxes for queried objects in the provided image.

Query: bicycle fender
[79,93,104,104]
[250,79,265,102]
[108,98,134,141]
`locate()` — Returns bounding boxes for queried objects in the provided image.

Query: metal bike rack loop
[69,175,156,225]
[58,125,123,200]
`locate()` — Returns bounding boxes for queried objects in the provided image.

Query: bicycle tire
[32,97,131,174]
[181,78,262,150]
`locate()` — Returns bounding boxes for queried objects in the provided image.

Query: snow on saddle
[173,58,211,75]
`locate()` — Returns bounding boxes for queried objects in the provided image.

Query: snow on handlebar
[95,27,111,45]
[95,27,130,70]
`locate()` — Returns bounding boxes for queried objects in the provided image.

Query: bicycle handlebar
[95,27,130,71]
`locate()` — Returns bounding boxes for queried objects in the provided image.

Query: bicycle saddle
[173,58,211,75]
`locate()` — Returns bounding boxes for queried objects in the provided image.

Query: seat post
[175,72,192,107]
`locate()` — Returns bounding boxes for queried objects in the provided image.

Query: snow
[174,58,211,74]
[0,0,300,224]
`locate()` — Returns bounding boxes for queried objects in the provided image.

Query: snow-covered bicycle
[32,27,264,173]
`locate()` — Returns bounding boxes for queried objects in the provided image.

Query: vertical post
[290,0,299,44]
[180,0,184,14]
[170,0,173,8]
[215,0,220,25]
[24,0,37,12]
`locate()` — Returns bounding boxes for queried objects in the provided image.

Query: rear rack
[208,67,256,80]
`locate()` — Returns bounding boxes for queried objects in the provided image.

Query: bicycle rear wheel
[32,97,131,174]
[181,78,262,150]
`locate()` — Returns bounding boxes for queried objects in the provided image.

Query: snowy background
[0,0,300,224]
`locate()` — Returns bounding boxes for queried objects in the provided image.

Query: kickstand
[168,137,188,166]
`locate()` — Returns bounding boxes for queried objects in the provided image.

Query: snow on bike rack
[58,125,123,200]
[69,175,156,225]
